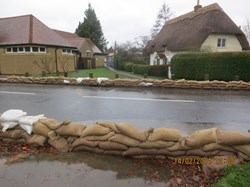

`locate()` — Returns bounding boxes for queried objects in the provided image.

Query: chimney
[194,0,202,11]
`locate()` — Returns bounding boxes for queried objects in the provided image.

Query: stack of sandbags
[238,81,250,89]
[112,79,140,87]
[0,127,30,143]
[79,78,98,86]
[209,80,227,89]
[99,79,114,87]
[185,80,200,89]
[161,79,174,88]
[197,81,212,89]
[174,79,186,88]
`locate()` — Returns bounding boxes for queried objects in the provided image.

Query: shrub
[132,64,150,75]
[171,52,250,81]
[149,65,169,77]
[124,62,134,72]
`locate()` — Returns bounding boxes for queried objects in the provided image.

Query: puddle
[0,152,169,187]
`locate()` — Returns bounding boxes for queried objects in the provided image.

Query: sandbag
[0,109,27,122]
[56,122,86,136]
[234,145,250,156]
[48,136,68,153]
[217,129,250,145]
[116,122,146,141]
[27,134,47,146]
[123,147,158,156]
[202,143,236,152]
[237,152,250,161]
[0,129,30,141]
[185,128,218,148]
[109,134,140,147]
[33,122,53,137]
[157,149,187,157]
[84,132,115,141]
[81,124,110,138]
[73,145,104,154]
[19,115,45,126]
[99,141,128,151]
[95,122,120,133]
[38,118,64,130]
[71,138,99,150]
[139,140,175,149]
[103,150,124,156]
[132,155,166,159]
[148,128,182,141]
[167,141,190,151]
[186,149,220,157]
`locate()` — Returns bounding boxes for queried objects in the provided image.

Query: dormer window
[217,38,226,47]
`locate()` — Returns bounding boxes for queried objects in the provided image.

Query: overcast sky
[1,0,249,47]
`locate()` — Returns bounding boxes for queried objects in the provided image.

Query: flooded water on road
[0,152,169,187]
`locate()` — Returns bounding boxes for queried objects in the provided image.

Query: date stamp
[173,156,236,165]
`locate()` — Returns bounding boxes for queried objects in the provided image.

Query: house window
[32,46,39,52]
[62,48,73,55]
[18,47,24,52]
[12,47,18,52]
[86,51,92,57]
[25,46,31,52]
[6,48,12,53]
[217,38,226,47]
[5,46,46,53]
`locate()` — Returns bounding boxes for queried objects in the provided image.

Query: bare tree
[243,17,250,44]
[151,2,174,38]
[33,57,56,74]
[134,35,151,57]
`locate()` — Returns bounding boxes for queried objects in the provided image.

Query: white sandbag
[18,115,45,134]
[63,80,70,84]
[76,77,89,83]
[97,77,109,84]
[0,109,27,131]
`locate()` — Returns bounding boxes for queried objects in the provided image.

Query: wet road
[1,83,250,134]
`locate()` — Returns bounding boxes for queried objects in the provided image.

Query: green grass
[213,162,250,187]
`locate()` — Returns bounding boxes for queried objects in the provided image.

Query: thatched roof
[147,3,250,53]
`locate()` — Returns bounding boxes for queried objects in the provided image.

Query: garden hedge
[171,52,250,81]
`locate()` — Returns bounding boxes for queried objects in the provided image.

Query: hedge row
[171,52,250,81]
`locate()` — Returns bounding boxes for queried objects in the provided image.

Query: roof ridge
[0,14,33,20]
[166,3,223,25]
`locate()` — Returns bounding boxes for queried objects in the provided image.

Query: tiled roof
[0,15,74,48]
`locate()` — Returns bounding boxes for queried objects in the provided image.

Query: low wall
[1,119,250,162]
[1,76,250,90]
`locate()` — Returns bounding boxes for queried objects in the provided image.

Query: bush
[149,65,169,77]
[171,52,250,81]
[132,64,150,75]
[124,62,134,72]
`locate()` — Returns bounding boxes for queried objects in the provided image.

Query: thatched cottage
[147,3,249,68]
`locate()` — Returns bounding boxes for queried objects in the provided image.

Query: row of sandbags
[1,118,250,161]
[1,76,250,90]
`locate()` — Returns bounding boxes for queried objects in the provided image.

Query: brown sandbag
[71,138,99,150]
[27,134,47,146]
[185,128,218,148]
[158,149,187,157]
[84,132,115,141]
[167,141,190,151]
[116,122,146,141]
[123,147,158,156]
[33,122,53,137]
[186,149,220,157]
[56,122,86,136]
[80,124,110,138]
[233,145,250,156]
[139,140,175,149]
[38,118,64,130]
[96,122,120,133]
[103,150,124,156]
[237,152,250,161]
[0,129,30,141]
[109,134,140,147]
[73,145,104,154]
[48,136,68,153]
[132,155,166,159]
[99,141,128,151]
[202,143,236,153]
[217,129,250,145]
[147,128,182,142]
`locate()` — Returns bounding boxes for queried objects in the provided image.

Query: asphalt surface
[0,83,250,134]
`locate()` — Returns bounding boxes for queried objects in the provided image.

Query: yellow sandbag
[70,138,99,150]
[80,124,110,138]
[99,141,128,151]
[202,143,236,152]
[48,136,68,153]
[84,132,115,141]
[109,134,140,147]
[123,147,158,156]
[234,145,250,156]
[95,122,120,133]
[185,128,218,148]
[217,129,250,145]
[56,122,86,136]
[148,128,182,141]
[27,134,47,146]
[167,141,190,151]
[73,145,104,154]
[0,129,30,141]
[139,140,175,149]
[38,118,64,130]
[116,122,146,141]
[33,122,53,137]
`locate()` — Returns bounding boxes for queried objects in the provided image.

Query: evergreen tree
[75,3,108,52]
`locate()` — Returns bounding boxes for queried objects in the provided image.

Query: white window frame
[217,38,226,48]
[5,46,47,53]
[62,48,73,55]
